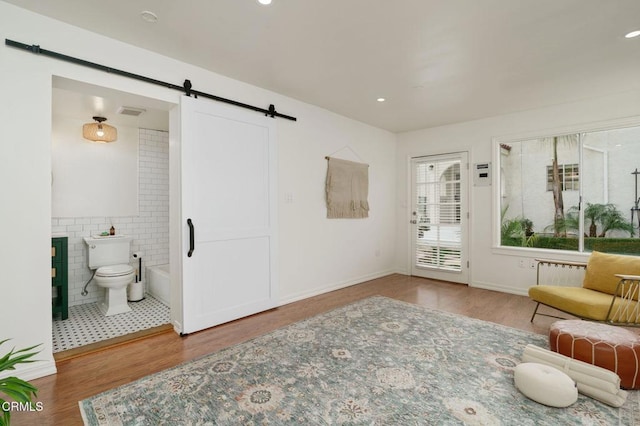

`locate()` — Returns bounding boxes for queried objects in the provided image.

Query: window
[546,164,579,191]
[498,125,640,255]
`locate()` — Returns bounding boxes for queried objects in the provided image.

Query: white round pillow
[514,362,578,407]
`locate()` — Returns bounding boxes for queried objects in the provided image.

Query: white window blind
[414,157,462,271]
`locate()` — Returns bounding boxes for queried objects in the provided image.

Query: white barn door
[180,96,278,334]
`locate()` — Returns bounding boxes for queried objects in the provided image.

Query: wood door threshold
[54,323,174,362]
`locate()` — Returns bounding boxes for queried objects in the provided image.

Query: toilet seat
[96,264,134,278]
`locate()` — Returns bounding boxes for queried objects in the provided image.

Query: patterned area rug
[79,296,638,425]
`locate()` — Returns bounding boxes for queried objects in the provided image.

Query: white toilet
[84,235,135,316]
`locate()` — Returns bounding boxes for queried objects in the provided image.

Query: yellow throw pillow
[583,251,640,296]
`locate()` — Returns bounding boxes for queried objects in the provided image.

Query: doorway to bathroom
[50,77,175,358]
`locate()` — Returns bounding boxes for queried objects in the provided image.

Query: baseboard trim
[172,320,183,335]
[471,280,529,297]
[0,360,58,382]
[279,269,396,306]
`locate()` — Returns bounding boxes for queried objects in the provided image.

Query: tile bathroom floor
[52,296,170,353]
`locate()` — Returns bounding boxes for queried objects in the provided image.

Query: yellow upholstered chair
[529,251,640,325]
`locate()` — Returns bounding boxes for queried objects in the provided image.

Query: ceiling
[6,0,640,133]
[52,77,172,131]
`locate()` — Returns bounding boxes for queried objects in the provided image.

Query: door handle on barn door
[187,218,195,257]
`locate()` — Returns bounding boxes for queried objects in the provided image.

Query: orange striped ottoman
[549,320,640,390]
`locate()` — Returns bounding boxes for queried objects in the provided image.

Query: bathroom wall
[51,114,139,217]
[51,128,169,306]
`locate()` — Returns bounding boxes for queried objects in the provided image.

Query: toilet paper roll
[128,281,145,302]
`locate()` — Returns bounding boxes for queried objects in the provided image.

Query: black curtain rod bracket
[5,38,296,122]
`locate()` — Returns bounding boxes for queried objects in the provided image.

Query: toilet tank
[84,235,132,269]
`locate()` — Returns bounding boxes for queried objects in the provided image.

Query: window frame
[492,115,640,257]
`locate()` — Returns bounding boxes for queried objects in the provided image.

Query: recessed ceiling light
[140,11,158,23]
[258,0,272,5]
[625,30,640,38]
[377,98,386,102]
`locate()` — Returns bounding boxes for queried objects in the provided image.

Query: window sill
[491,245,590,262]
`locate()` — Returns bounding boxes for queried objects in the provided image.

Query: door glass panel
[414,157,462,271]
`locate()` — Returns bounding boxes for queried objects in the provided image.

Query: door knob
[410,220,417,224]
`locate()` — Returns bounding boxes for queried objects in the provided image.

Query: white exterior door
[179,96,278,334]
[410,152,469,284]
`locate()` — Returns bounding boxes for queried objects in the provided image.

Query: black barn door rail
[5,38,297,121]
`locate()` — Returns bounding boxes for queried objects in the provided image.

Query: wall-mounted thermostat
[473,162,491,186]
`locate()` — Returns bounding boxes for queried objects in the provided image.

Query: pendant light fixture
[82,116,117,142]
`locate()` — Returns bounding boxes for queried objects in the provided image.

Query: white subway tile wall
[51,128,169,307]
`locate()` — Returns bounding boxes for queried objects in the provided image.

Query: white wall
[278,106,397,303]
[0,2,397,380]
[51,115,139,218]
[396,89,640,296]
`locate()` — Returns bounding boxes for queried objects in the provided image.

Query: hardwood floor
[13,274,560,425]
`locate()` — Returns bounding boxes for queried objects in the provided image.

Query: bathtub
[146,264,170,307]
